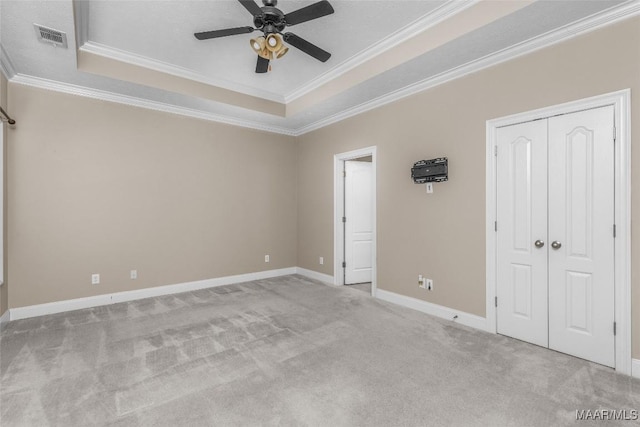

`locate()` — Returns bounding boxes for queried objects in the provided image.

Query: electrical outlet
[319,257,324,265]
[418,274,426,289]
[265,255,270,263]
[130,270,138,280]
[426,279,433,291]
[91,274,100,285]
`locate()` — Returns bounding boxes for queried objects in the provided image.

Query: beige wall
[1,71,7,316]
[3,16,639,360]
[296,18,640,358]
[7,84,297,308]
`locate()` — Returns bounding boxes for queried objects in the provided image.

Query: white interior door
[547,106,615,367]
[496,120,549,347]
[496,106,616,367]
[345,160,373,284]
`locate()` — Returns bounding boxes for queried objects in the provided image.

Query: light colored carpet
[345,282,371,294]
[1,275,638,426]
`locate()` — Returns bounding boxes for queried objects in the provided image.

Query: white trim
[632,359,640,379]
[80,42,285,104]
[334,146,377,297]
[0,121,3,287]
[73,0,282,103]
[5,2,638,137]
[485,89,632,375]
[8,267,296,321]
[485,113,498,335]
[295,267,335,285]
[283,1,478,102]
[10,74,297,136]
[376,289,489,332]
[0,43,16,79]
[294,2,640,136]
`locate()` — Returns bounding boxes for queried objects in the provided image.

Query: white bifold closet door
[547,107,615,367]
[496,106,615,368]
[496,119,549,348]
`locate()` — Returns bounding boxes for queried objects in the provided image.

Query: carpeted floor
[345,282,371,294]
[1,275,638,426]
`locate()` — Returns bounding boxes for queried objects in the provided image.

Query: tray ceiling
[0,0,636,134]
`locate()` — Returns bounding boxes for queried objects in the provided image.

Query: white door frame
[485,89,631,375]
[0,121,3,287]
[334,146,377,296]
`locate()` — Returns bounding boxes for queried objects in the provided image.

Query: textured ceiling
[87,0,446,98]
[0,0,634,134]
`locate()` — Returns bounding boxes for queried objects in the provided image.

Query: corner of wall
[294,134,302,270]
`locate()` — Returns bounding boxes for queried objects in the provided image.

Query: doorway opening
[334,147,377,297]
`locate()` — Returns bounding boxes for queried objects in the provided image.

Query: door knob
[534,240,545,248]
[551,241,562,250]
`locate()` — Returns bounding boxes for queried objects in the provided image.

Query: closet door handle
[551,241,562,250]
[534,240,545,248]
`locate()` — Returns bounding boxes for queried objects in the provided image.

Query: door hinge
[613,321,617,336]
[494,221,497,232]
[342,261,346,268]
[342,216,346,223]
[495,296,498,307]
[613,126,617,142]
[343,170,346,177]
[494,146,498,156]
[613,224,616,238]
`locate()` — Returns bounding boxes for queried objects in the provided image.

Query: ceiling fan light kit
[267,35,278,48]
[194,0,334,73]
[250,37,265,52]
[250,36,271,60]
[266,34,288,58]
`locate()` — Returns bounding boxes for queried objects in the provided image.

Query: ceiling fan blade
[194,26,254,40]
[238,0,263,16]
[283,32,331,62]
[256,55,270,73]
[285,0,334,26]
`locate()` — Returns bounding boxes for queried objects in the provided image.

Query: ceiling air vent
[33,24,68,48]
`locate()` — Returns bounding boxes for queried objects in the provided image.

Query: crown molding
[293,0,640,136]
[283,0,479,103]
[11,74,296,136]
[80,42,285,104]
[0,43,16,80]
[73,0,283,103]
[7,1,638,138]
[74,2,477,107]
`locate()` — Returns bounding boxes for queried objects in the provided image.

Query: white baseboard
[632,359,640,379]
[376,288,489,332]
[295,267,335,285]
[0,309,9,329]
[8,267,297,321]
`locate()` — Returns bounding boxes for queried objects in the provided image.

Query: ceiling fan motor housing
[254,6,286,33]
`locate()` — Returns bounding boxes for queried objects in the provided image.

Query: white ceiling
[87,0,446,98]
[0,0,636,134]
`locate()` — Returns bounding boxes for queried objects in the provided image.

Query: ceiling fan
[194,0,334,73]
